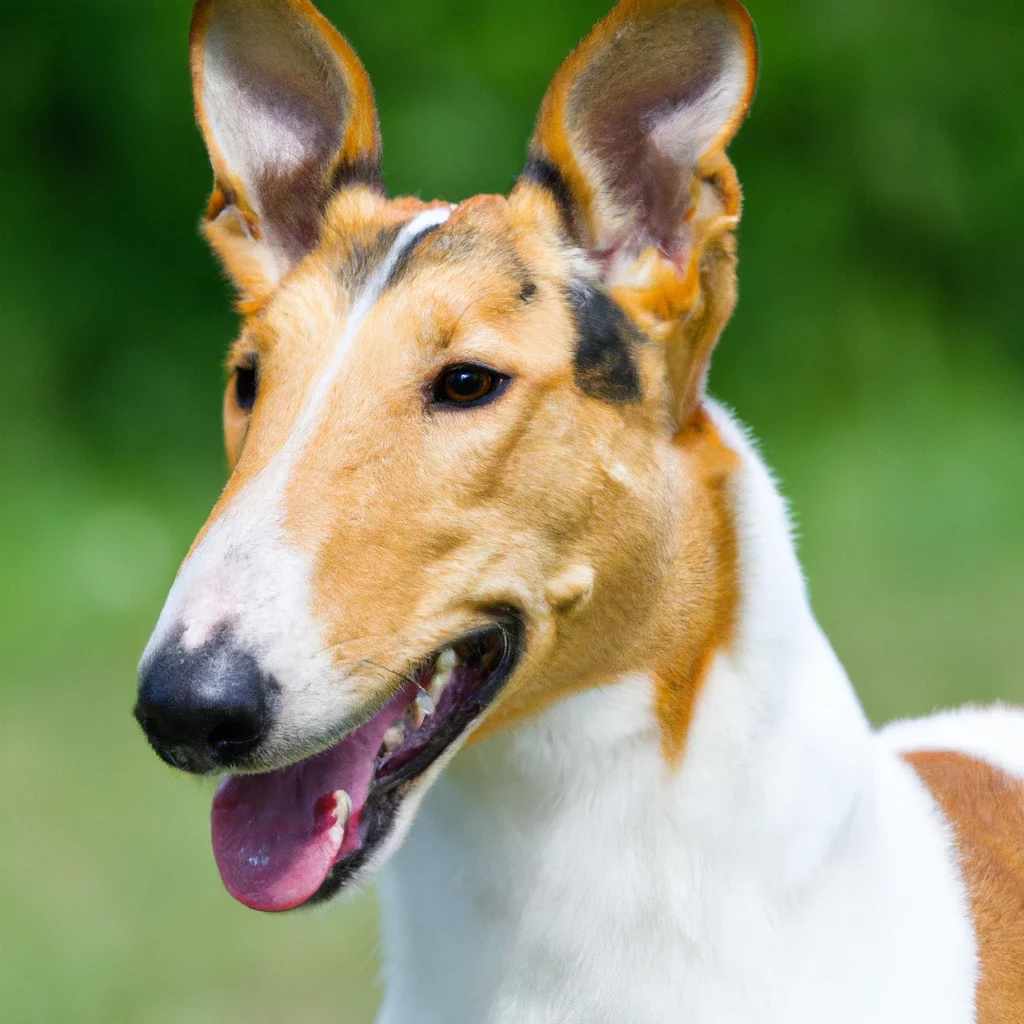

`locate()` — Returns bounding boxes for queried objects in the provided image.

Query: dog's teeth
[334,789,352,823]
[411,688,435,728]
[329,789,352,843]
[415,688,435,720]
[437,647,458,674]
[428,671,451,703]
[427,646,458,703]
[383,725,404,753]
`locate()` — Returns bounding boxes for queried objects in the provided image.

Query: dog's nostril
[207,711,264,759]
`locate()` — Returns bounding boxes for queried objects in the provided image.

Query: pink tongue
[211,687,412,912]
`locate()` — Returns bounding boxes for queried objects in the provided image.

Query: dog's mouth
[210,615,523,912]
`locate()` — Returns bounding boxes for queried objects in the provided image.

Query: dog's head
[136,0,757,911]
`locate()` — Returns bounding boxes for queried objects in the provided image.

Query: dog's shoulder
[885,705,1024,1023]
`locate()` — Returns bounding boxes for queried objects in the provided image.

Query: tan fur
[187,0,760,765]
[203,172,746,756]
[905,751,1024,1022]
[652,410,739,763]
[160,0,1024,996]
[612,154,745,424]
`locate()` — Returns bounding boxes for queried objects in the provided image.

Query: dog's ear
[515,0,757,423]
[190,0,382,310]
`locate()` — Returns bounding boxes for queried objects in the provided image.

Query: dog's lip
[225,614,520,774]
[210,611,525,912]
[229,615,520,776]
[303,611,526,908]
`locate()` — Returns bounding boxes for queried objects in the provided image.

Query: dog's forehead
[249,191,547,352]
[222,191,571,484]
[237,195,572,412]
[325,192,525,296]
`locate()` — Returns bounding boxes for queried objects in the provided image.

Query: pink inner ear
[201,1,348,259]
[194,0,382,266]
[560,4,753,256]
[647,63,749,168]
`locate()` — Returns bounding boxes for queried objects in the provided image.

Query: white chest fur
[375,408,978,1024]
[376,686,975,1023]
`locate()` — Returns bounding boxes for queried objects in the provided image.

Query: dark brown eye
[433,364,508,408]
[234,362,257,411]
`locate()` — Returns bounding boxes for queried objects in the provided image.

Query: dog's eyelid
[226,347,259,376]
[428,362,512,410]
[232,357,259,412]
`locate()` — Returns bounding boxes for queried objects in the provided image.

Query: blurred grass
[0,0,1021,1020]
[3,396,1023,1022]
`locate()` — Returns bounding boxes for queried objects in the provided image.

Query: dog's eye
[234,362,258,412]
[433,364,508,408]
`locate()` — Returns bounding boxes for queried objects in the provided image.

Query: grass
[1,383,1021,1022]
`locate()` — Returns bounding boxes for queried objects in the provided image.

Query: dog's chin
[209,613,525,913]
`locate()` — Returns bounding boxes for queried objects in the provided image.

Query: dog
[135,1,1024,1020]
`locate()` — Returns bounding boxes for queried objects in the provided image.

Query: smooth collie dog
[135,1,1024,1020]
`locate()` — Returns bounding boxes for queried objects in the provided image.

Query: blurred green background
[1,0,1021,1020]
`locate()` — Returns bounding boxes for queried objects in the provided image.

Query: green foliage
[0,0,1021,1020]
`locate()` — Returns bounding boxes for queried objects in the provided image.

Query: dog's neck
[376,404,882,1023]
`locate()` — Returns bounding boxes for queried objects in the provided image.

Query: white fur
[883,704,1024,782]
[649,53,748,167]
[141,209,453,754]
[373,402,1018,1024]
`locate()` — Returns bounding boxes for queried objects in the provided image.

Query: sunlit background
[1,0,1021,1020]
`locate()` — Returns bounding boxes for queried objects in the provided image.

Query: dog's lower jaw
[373,403,978,1024]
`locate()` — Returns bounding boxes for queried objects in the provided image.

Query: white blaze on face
[142,206,454,743]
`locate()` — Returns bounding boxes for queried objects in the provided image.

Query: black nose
[135,629,276,774]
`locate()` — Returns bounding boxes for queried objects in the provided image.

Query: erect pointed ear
[190,0,382,310]
[515,0,757,423]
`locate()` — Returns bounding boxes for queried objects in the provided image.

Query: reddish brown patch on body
[905,750,1024,1022]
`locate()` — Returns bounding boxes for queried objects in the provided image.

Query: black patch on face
[519,155,576,238]
[568,282,644,404]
